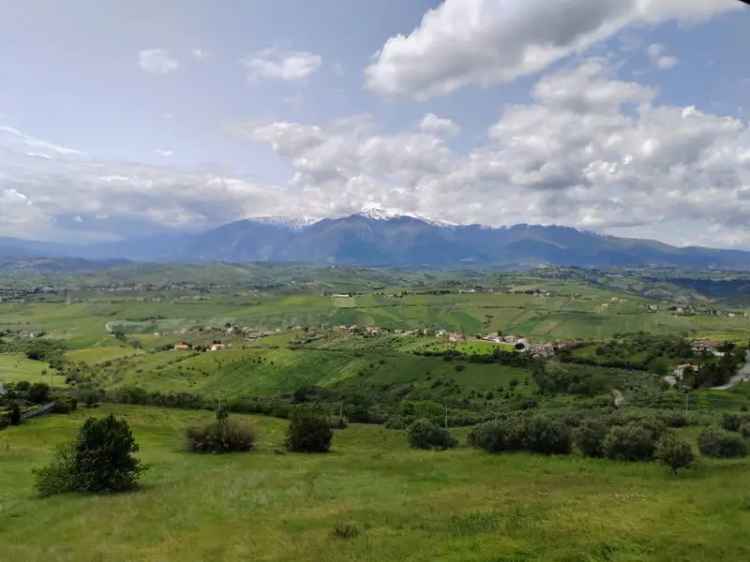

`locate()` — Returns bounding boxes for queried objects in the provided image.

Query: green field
[1,404,749,562]
[0,353,64,387]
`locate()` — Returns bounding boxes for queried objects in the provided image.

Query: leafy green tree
[656,433,695,474]
[286,411,333,453]
[9,402,22,426]
[34,415,143,496]
[28,383,50,404]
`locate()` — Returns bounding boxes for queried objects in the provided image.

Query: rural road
[713,351,750,390]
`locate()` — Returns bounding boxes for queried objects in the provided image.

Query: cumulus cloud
[365,0,738,99]
[246,59,750,248]
[647,43,679,69]
[243,48,322,81]
[138,49,180,75]
[5,56,750,249]
[419,113,460,137]
[0,126,288,242]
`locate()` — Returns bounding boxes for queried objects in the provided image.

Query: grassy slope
[1,404,749,562]
[0,353,65,387]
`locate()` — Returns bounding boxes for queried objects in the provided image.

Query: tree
[603,423,658,461]
[9,402,22,426]
[286,411,333,453]
[34,415,143,496]
[656,433,694,475]
[28,382,50,404]
[573,419,608,458]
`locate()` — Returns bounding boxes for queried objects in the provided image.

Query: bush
[573,419,608,458]
[524,416,572,455]
[698,427,748,459]
[407,418,457,450]
[28,383,50,404]
[468,418,527,453]
[332,521,361,539]
[603,423,658,461]
[52,397,78,414]
[186,411,256,454]
[740,422,750,439]
[656,433,695,474]
[721,413,750,433]
[286,411,333,453]
[384,415,409,430]
[34,415,143,496]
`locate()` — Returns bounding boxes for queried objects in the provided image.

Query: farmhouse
[210,341,226,352]
[174,341,192,351]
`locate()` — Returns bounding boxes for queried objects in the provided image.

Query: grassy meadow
[0,404,748,562]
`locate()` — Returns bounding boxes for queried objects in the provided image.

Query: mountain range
[3,211,750,269]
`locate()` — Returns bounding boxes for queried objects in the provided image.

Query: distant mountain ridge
[3,212,750,269]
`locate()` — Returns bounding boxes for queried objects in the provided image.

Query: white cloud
[243,48,322,81]
[419,113,460,137]
[365,0,738,99]
[155,149,174,157]
[138,49,180,75]
[647,43,679,69]
[191,48,209,61]
[246,59,750,248]
[0,126,289,242]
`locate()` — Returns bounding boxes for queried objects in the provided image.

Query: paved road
[713,351,750,390]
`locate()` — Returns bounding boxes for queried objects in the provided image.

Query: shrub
[28,383,50,404]
[384,415,408,430]
[740,422,750,439]
[52,397,78,414]
[9,402,22,426]
[34,415,143,496]
[698,427,748,459]
[186,413,256,454]
[524,416,572,455]
[407,418,457,450]
[573,419,608,458]
[656,433,695,474]
[721,413,750,433]
[468,418,527,453]
[286,411,333,453]
[332,521,360,539]
[603,423,658,461]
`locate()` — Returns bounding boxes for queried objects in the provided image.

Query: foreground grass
[1,404,749,562]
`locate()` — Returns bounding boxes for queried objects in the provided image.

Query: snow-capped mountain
[4,212,750,269]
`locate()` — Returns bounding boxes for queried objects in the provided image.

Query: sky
[1,0,750,248]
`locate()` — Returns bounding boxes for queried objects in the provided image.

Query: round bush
[603,423,658,461]
[407,418,457,450]
[467,418,527,453]
[698,427,748,459]
[656,433,695,474]
[524,416,572,455]
[286,411,333,453]
[186,418,255,453]
[573,419,608,458]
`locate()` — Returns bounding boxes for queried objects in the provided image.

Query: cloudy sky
[2,0,750,248]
